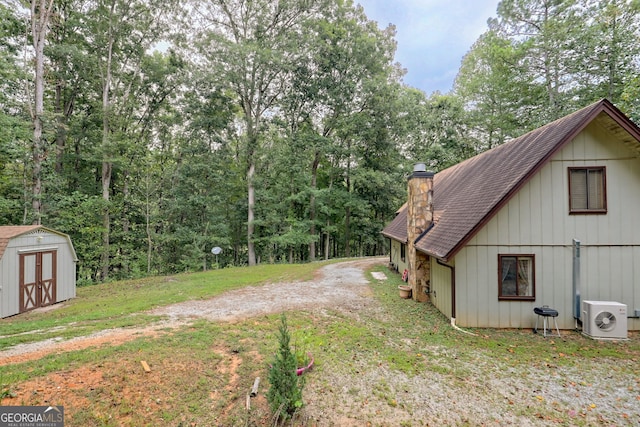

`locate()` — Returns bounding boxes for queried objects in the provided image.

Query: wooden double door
[19,250,57,313]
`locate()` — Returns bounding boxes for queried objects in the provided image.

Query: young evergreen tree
[267,314,304,421]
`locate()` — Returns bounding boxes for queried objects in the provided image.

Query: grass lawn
[0,260,638,426]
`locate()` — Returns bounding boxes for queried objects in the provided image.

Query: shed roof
[0,225,78,261]
[382,99,640,261]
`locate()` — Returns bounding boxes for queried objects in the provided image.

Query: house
[382,99,640,332]
[0,225,77,318]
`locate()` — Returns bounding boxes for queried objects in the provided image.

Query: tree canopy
[1,0,638,282]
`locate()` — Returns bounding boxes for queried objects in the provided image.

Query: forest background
[1,0,639,285]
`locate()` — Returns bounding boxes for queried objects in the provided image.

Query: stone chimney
[406,163,434,302]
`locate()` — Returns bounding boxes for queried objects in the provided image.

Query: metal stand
[534,306,561,338]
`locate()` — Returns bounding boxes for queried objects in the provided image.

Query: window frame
[498,254,536,301]
[568,166,607,214]
[400,243,406,262]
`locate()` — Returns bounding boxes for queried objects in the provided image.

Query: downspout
[573,238,582,328]
[437,259,476,336]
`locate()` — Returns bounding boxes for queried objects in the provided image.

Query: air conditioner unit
[582,301,627,339]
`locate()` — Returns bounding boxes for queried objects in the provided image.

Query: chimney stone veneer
[407,167,433,302]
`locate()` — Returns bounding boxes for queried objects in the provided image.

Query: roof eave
[380,231,407,244]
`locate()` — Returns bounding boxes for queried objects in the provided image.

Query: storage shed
[0,225,77,318]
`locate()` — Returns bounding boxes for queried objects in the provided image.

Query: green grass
[0,261,331,350]
[0,260,638,426]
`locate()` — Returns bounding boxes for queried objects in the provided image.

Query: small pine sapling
[267,314,305,421]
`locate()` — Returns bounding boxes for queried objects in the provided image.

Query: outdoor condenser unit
[582,301,627,340]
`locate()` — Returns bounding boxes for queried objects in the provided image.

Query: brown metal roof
[382,99,640,261]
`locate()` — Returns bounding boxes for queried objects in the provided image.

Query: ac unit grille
[582,301,627,340]
[594,311,616,331]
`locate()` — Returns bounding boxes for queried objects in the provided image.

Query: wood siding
[451,122,640,330]
[390,240,408,275]
[430,258,453,319]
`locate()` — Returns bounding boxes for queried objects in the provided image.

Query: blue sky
[357,0,501,94]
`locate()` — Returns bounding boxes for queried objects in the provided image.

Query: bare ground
[1,257,639,426]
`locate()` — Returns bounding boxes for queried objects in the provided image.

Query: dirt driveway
[0,257,387,365]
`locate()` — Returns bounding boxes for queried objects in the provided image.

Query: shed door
[19,251,57,313]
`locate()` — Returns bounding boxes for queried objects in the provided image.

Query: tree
[572,0,640,105]
[81,0,180,279]
[0,4,30,224]
[457,0,640,148]
[280,1,400,258]
[267,314,304,421]
[28,0,56,224]
[454,30,531,148]
[193,0,323,266]
[491,0,582,121]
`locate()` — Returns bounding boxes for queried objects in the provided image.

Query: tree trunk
[247,161,257,266]
[30,0,55,225]
[101,160,111,280]
[100,8,115,280]
[344,206,351,258]
[145,187,152,274]
[53,77,75,174]
[323,222,330,260]
[308,151,320,261]
[344,149,351,258]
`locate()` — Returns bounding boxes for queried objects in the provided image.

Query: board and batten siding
[390,240,408,274]
[430,258,453,319]
[452,121,640,330]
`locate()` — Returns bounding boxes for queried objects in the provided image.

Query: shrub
[267,314,305,421]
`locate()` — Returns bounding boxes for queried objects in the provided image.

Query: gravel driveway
[0,257,386,364]
[151,257,386,322]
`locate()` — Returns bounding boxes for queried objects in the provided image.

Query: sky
[357,0,501,95]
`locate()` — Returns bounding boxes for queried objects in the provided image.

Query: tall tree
[82,0,179,279]
[280,1,400,259]
[490,0,581,121]
[28,0,55,224]
[0,4,30,225]
[454,30,531,148]
[458,0,640,147]
[573,0,640,104]
[193,0,324,265]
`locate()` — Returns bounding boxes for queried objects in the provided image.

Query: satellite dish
[211,247,222,255]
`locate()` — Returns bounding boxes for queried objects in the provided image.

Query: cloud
[358,0,500,94]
